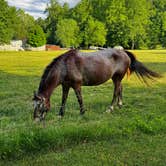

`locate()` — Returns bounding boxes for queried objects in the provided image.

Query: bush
[27,25,46,47]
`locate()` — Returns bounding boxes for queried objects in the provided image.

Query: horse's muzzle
[34,117,41,122]
[34,111,47,122]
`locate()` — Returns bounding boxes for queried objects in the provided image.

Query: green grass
[0,50,166,165]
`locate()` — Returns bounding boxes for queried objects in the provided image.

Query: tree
[27,25,46,47]
[36,17,47,33]
[125,0,150,49]
[13,9,35,41]
[84,17,107,47]
[45,0,70,44]
[0,0,17,44]
[153,0,166,48]
[56,19,81,47]
[161,11,166,47]
[71,0,92,27]
[90,0,109,22]
[105,0,129,48]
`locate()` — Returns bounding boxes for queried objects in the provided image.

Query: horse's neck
[38,74,60,99]
[41,83,59,99]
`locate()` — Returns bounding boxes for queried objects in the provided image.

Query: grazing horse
[33,49,160,121]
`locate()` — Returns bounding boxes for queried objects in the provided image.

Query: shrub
[27,25,46,47]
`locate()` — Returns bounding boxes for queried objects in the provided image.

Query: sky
[7,0,81,19]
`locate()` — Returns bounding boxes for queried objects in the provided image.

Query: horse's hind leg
[117,83,123,108]
[59,85,70,116]
[107,75,122,112]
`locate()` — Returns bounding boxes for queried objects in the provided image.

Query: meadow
[0,50,166,165]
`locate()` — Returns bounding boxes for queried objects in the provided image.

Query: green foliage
[71,0,92,26]
[56,19,81,47]
[13,9,35,40]
[147,0,166,48]
[45,0,70,44]
[27,25,46,47]
[105,0,129,47]
[84,17,107,47]
[1,0,166,48]
[0,0,17,44]
[125,0,150,49]
[90,0,109,22]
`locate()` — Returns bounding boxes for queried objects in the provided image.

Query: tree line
[1,0,166,49]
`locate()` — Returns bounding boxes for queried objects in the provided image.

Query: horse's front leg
[59,85,70,116]
[73,85,85,115]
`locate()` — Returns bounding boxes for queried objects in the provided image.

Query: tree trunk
[131,40,135,50]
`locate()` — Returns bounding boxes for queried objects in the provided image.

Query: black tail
[125,50,161,85]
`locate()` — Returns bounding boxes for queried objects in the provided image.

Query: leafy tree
[105,0,129,48]
[62,2,70,18]
[1,0,163,49]
[147,0,166,48]
[84,17,107,47]
[36,17,47,33]
[161,11,166,47]
[147,8,160,48]
[27,25,46,47]
[56,19,81,47]
[125,0,150,49]
[71,0,92,27]
[90,0,109,22]
[13,9,35,41]
[45,0,69,44]
[0,0,17,44]
[153,0,166,48]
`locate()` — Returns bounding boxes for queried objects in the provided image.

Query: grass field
[0,50,166,165]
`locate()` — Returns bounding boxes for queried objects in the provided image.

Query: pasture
[0,50,166,165]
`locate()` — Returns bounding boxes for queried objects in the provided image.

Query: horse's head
[33,91,50,122]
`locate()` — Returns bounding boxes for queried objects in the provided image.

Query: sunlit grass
[0,51,66,76]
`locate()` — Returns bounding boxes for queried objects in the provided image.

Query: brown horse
[33,49,160,121]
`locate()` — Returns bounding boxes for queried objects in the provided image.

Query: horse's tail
[124,50,161,85]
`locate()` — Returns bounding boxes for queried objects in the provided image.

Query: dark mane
[38,49,77,93]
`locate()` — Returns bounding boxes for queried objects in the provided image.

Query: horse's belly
[83,78,110,86]
[82,69,112,86]
[81,56,114,86]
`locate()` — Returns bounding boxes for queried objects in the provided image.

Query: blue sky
[7,0,80,19]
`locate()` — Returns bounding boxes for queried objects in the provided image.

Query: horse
[33,49,161,122]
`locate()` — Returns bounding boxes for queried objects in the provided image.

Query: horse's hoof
[80,111,85,115]
[57,115,63,119]
[118,104,123,109]
[106,109,111,113]
[106,106,114,113]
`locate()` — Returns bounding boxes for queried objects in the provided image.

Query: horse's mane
[38,49,77,93]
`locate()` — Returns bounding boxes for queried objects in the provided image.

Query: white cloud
[61,0,81,7]
[7,0,81,19]
[7,0,47,19]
